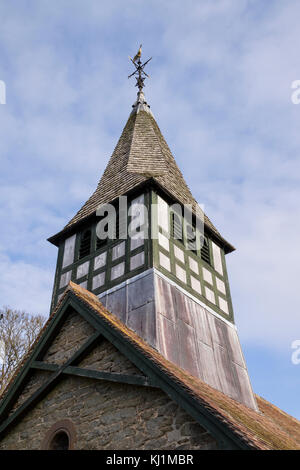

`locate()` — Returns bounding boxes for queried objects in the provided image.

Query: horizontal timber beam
[0,332,103,438]
[31,361,157,388]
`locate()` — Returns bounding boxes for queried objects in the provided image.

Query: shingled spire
[50,88,229,249]
[47,46,230,247]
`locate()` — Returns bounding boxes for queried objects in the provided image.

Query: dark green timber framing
[50,180,234,322]
[151,187,235,323]
[0,291,250,449]
[50,186,153,312]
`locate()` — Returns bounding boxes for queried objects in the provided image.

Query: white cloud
[0,254,53,316]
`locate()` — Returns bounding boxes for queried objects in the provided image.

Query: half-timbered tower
[48,83,256,410]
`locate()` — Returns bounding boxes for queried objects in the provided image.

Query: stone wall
[0,376,218,450]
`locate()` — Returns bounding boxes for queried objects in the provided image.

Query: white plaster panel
[129,194,145,239]
[130,194,145,226]
[92,272,105,290]
[157,195,169,233]
[130,231,145,250]
[79,281,87,289]
[203,267,213,285]
[212,242,223,275]
[174,245,184,263]
[77,261,89,279]
[219,297,229,315]
[111,262,125,280]
[94,252,107,270]
[130,251,145,271]
[205,286,216,304]
[216,277,226,294]
[190,275,201,294]
[112,241,125,261]
[189,257,199,274]
[175,264,187,284]
[158,232,170,251]
[159,252,171,271]
[62,234,76,268]
[60,270,72,289]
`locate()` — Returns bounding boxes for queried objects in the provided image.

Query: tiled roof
[49,95,234,252]
[3,282,298,450]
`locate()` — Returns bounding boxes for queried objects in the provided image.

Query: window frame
[41,419,77,450]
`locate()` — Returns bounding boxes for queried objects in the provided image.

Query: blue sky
[0,0,300,419]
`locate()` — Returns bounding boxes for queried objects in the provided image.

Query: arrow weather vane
[128,44,152,92]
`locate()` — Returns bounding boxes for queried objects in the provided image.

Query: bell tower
[48,48,258,411]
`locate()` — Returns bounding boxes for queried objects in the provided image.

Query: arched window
[42,420,76,450]
[49,431,69,450]
[185,223,197,253]
[79,229,91,259]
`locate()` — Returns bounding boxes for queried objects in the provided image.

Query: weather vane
[128,44,152,92]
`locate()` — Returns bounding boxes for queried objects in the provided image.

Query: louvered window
[79,229,91,259]
[96,232,107,250]
[172,212,183,241]
[186,223,197,253]
[114,210,120,239]
[201,236,210,264]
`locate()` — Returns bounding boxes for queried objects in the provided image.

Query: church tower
[48,52,257,411]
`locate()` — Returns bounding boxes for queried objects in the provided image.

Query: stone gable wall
[0,308,218,450]
[43,310,95,365]
[78,340,142,376]
[0,375,217,450]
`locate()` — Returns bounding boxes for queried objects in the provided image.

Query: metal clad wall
[98,269,257,411]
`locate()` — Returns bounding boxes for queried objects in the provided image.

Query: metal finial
[128,45,152,92]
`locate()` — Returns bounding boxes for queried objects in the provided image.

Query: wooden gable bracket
[0,330,102,438]
[31,361,155,388]
[0,299,72,421]
[0,294,156,440]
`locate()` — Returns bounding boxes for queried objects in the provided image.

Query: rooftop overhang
[48,178,235,254]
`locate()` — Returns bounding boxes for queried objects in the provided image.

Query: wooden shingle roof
[49,94,234,252]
